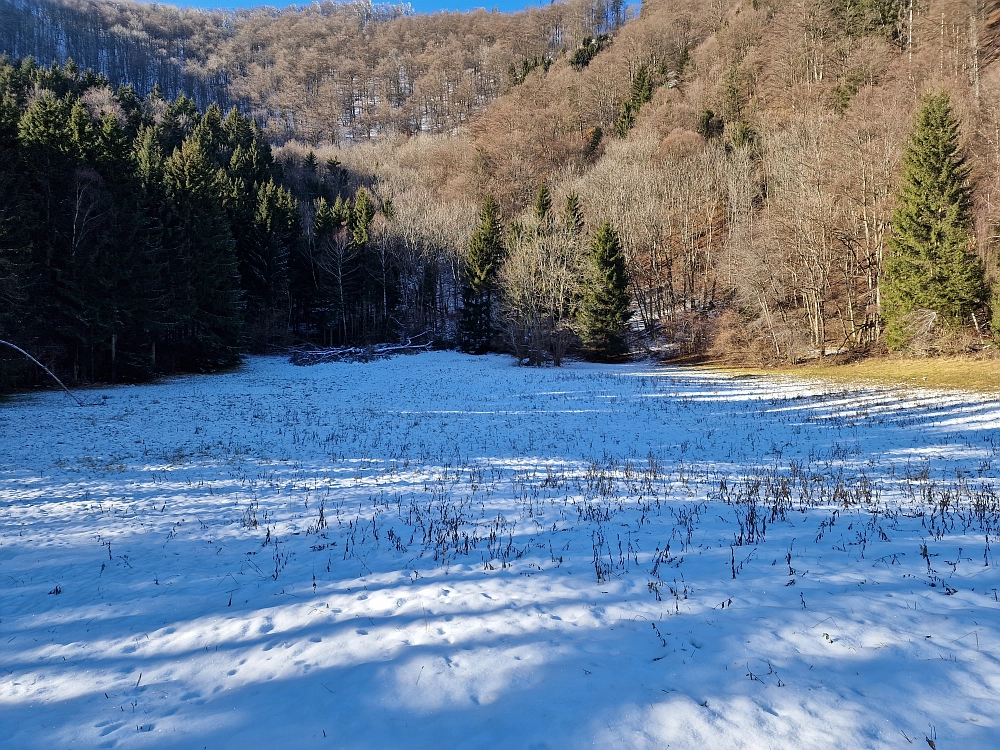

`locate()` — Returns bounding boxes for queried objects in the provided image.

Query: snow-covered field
[2,352,1000,749]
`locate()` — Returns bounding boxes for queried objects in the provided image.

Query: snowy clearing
[2,352,1000,749]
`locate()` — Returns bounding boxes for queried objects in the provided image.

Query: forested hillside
[0,0,628,140]
[2,0,1000,391]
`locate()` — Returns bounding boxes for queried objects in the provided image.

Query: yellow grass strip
[698,356,1000,393]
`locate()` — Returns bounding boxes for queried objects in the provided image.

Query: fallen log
[290,334,433,366]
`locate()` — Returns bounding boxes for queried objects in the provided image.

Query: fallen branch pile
[290,334,433,366]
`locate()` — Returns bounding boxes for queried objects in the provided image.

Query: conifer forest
[2,0,1000,386]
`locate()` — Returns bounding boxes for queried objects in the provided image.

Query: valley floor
[2,352,999,748]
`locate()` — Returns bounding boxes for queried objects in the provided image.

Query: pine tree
[18,90,73,158]
[882,93,986,348]
[17,88,94,372]
[306,196,347,342]
[135,126,164,188]
[460,195,504,353]
[578,221,631,360]
[68,101,96,161]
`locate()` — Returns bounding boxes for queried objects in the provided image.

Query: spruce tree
[579,221,631,360]
[352,188,376,248]
[460,195,504,353]
[162,135,243,369]
[533,183,552,226]
[17,89,92,370]
[564,192,584,235]
[882,93,986,348]
[615,65,654,138]
[223,107,254,152]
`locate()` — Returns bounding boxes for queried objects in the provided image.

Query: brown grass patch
[694,355,1000,393]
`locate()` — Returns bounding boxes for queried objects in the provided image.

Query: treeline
[457,189,631,366]
[0,55,508,391]
[0,53,639,391]
[275,0,1000,363]
[0,57,303,387]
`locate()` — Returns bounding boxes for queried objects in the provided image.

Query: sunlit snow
[2,352,999,748]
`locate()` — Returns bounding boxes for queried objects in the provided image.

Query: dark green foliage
[302,195,353,343]
[831,71,867,113]
[830,0,907,46]
[352,187,398,342]
[882,93,987,348]
[460,196,504,353]
[697,109,724,139]
[615,65,654,138]
[233,180,298,351]
[569,35,611,70]
[533,183,552,226]
[508,56,552,87]
[160,136,243,369]
[219,109,292,351]
[0,56,304,389]
[294,186,399,347]
[585,126,604,158]
[726,120,758,150]
[579,222,631,360]
[564,192,584,235]
[720,65,755,124]
[352,188,376,248]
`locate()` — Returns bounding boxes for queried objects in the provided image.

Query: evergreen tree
[460,195,504,353]
[615,65,654,138]
[131,125,171,373]
[578,221,631,360]
[68,100,96,160]
[0,59,309,388]
[533,183,552,226]
[564,192,584,235]
[223,106,254,152]
[95,113,131,173]
[162,135,243,369]
[0,84,30,386]
[882,93,987,348]
[135,126,164,187]
[18,90,73,157]
[17,89,89,370]
[352,187,376,248]
[309,195,355,343]
[239,180,299,349]
[159,94,198,156]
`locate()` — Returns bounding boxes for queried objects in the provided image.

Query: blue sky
[157,0,542,13]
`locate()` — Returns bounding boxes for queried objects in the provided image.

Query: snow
[2,351,1000,749]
